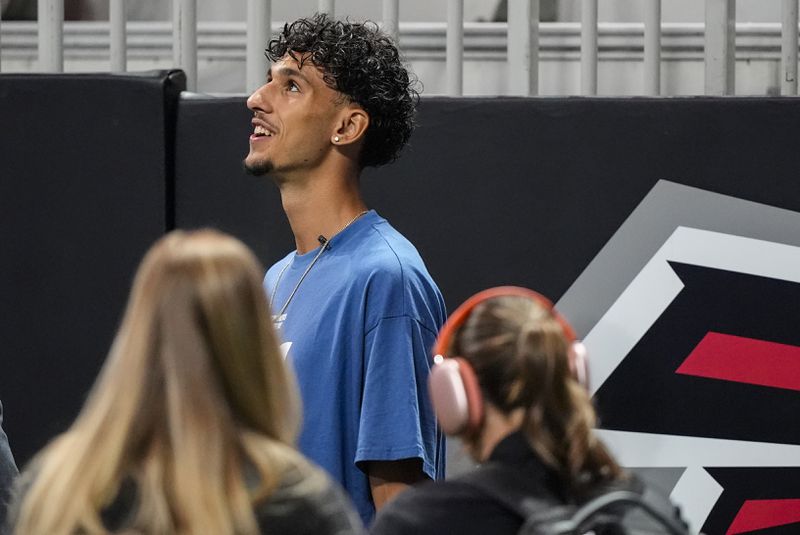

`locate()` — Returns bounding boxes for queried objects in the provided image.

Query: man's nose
[247,83,272,112]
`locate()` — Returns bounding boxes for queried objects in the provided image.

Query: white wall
[89,0,502,23]
[557,0,785,23]
[18,0,789,23]
[84,0,789,24]
[2,2,791,96]
[1,20,785,96]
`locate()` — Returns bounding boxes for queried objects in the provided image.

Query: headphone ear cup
[428,357,484,436]
[568,341,590,391]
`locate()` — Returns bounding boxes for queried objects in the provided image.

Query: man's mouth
[251,124,275,140]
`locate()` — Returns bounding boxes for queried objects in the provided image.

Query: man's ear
[332,106,370,145]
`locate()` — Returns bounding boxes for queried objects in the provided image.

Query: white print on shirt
[280,342,292,360]
[272,313,287,330]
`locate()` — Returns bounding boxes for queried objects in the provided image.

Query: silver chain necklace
[270,210,369,318]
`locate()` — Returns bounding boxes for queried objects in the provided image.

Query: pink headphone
[428,286,589,437]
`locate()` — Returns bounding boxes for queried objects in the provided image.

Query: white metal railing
[581,0,598,95]
[173,0,197,90]
[37,0,63,72]
[705,0,735,95]
[507,0,539,96]
[783,0,799,94]
[246,0,270,93]
[382,0,399,44]
[643,0,661,96]
[1,0,798,96]
[446,0,463,96]
[318,0,334,18]
[109,0,126,71]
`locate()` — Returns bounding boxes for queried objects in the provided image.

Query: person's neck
[476,405,526,462]
[277,167,368,255]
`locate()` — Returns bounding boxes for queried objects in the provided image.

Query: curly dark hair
[266,13,419,168]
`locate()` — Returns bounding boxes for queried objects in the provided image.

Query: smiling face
[244,54,345,179]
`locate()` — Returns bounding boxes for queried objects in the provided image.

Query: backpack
[458,462,690,535]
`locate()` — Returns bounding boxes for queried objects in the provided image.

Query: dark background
[0,70,183,465]
[177,95,800,313]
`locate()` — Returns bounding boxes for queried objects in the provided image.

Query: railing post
[508,0,540,96]
[782,0,799,95]
[110,0,127,72]
[447,0,464,96]
[246,0,271,93]
[581,0,598,96]
[38,0,64,72]
[318,0,335,17]
[383,0,400,44]
[705,0,735,95]
[173,0,197,91]
[644,0,661,96]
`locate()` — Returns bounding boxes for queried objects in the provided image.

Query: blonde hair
[14,229,303,534]
[453,295,623,493]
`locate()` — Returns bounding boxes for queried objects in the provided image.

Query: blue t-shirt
[264,210,446,524]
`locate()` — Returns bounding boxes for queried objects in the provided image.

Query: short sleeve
[355,315,441,479]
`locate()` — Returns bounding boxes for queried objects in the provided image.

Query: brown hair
[14,229,305,534]
[452,295,623,493]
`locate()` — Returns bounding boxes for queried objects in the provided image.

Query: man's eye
[288,81,300,92]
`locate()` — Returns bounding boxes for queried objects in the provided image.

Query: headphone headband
[432,286,576,359]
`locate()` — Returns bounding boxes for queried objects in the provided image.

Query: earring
[333,136,340,143]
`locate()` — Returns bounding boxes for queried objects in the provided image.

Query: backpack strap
[456,464,689,535]
[541,489,689,535]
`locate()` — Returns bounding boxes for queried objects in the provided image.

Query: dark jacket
[371,432,564,535]
[0,402,19,534]
[371,432,681,535]
[8,455,364,535]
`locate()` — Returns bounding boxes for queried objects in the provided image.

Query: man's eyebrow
[274,66,310,83]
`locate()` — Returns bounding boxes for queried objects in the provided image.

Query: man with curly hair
[244,14,446,524]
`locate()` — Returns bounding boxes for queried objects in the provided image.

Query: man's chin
[243,157,273,176]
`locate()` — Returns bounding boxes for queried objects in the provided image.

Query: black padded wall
[0,71,184,465]
[172,96,800,533]
[6,89,800,531]
[363,97,800,308]
[174,95,295,267]
[175,96,800,309]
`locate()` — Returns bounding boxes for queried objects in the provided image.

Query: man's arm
[366,458,427,510]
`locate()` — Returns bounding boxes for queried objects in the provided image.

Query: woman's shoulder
[371,478,524,535]
[255,456,365,535]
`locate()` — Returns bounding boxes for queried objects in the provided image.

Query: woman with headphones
[371,286,685,535]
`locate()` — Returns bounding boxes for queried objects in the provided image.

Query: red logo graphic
[677,332,800,392]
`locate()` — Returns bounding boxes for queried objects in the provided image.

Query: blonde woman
[9,230,364,535]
